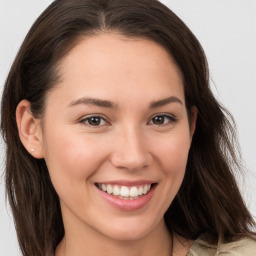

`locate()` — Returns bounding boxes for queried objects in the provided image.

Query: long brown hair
[1,0,255,255]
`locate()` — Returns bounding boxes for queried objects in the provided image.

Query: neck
[56,219,173,256]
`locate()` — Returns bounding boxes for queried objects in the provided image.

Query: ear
[189,106,197,138]
[16,99,44,159]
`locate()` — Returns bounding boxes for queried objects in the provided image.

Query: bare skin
[17,33,196,256]
[55,229,193,256]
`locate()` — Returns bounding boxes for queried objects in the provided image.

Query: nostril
[110,152,151,171]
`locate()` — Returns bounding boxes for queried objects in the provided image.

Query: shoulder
[188,234,256,256]
[218,235,256,255]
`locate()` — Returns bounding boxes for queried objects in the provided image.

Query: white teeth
[143,185,148,194]
[138,186,143,195]
[129,186,138,197]
[107,184,113,194]
[102,184,107,192]
[113,185,120,196]
[98,183,152,198]
[120,186,130,197]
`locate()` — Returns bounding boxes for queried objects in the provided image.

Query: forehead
[49,33,185,107]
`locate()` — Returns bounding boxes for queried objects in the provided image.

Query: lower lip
[96,185,156,211]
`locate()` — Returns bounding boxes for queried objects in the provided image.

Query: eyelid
[148,113,178,125]
[79,114,110,127]
[78,113,178,128]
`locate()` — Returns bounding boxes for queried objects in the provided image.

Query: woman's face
[39,34,196,241]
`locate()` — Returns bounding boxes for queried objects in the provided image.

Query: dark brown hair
[1,0,255,255]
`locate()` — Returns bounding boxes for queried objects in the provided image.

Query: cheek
[152,129,191,177]
[42,128,108,193]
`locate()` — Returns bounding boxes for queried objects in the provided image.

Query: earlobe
[16,100,44,159]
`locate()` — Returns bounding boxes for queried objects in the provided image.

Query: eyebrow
[149,96,183,108]
[68,97,117,109]
[68,96,183,109]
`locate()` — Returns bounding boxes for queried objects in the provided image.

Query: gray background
[0,0,255,254]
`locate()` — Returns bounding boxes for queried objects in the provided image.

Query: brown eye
[152,116,165,125]
[149,115,177,126]
[81,116,107,127]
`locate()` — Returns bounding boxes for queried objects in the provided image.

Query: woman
[1,0,256,255]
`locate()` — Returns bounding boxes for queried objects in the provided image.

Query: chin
[98,217,162,242]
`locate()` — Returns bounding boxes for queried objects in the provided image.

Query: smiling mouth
[95,183,155,200]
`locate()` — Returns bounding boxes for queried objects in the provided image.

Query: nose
[110,126,152,171]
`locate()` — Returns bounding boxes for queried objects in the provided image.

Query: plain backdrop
[0,0,255,255]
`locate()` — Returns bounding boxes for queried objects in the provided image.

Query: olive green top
[187,234,256,256]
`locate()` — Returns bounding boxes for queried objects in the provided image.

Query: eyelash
[80,115,109,127]
[79,114,178,128]
[149,114,178,126]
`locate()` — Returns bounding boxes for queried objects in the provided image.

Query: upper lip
[95,180,157,186]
